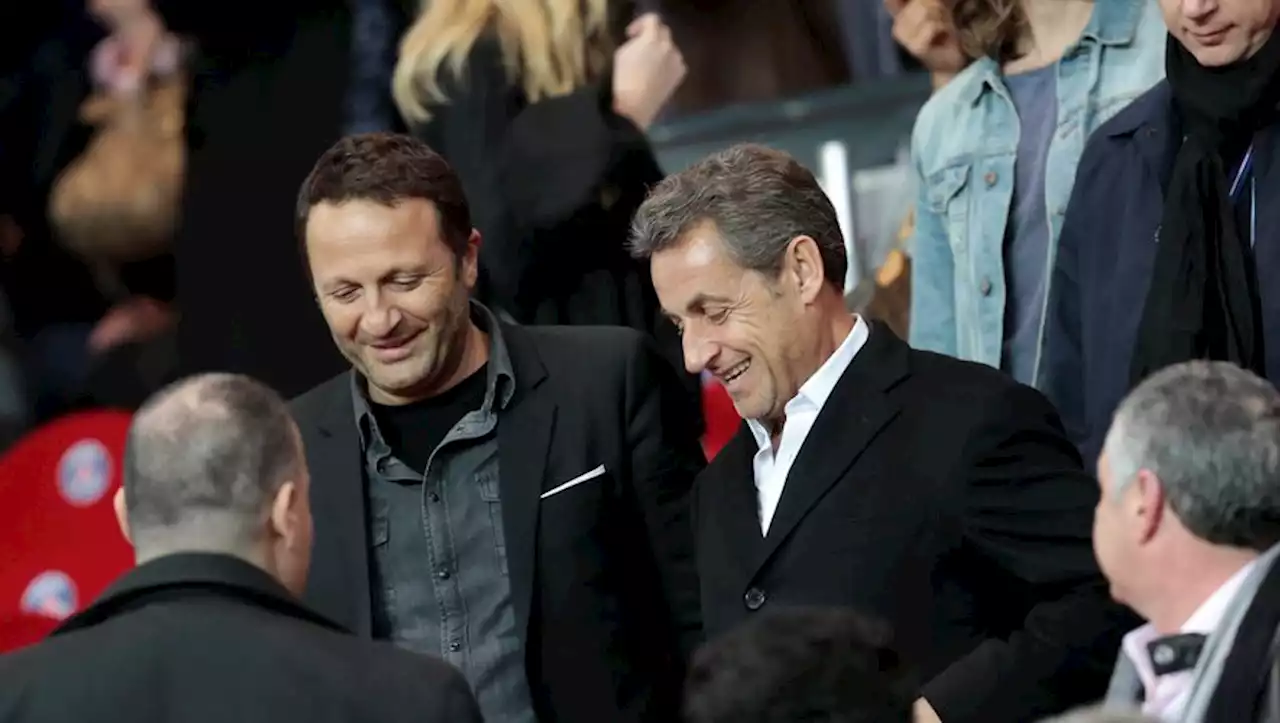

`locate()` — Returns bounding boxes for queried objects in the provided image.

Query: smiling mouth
[371,330,420,350]
[718,359,751,384]
[1190,27,1229,41]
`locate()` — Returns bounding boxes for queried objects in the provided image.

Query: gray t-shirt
[1001,64,1058,386]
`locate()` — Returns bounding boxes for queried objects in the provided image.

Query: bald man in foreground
[0,373,482,723]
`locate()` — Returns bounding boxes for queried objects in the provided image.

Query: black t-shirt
[370,364,489,475]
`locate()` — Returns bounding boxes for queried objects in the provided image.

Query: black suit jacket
[697,323,1136,723]
[0,553,482,723]
[291,323,705,723]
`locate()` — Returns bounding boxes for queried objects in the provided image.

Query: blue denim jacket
[907,0,1165,388]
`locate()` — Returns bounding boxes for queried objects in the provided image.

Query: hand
[885,0,969,82]
[611,13,687,130]
[88,296,174,354]
[915,697,943,723]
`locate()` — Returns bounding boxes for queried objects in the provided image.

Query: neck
[135,537,268,570]
[1007,0,1094,71]
[1137,545,1259,633]
[800,293,856,380]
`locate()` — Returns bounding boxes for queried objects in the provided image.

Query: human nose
[357,296,403,339]
[682,326,717,374]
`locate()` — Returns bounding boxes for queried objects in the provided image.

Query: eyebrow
[686,293,734,312]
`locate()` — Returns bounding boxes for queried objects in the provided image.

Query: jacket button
[984,171,998,186]
[743,588,767,611]
[979,277,993,296]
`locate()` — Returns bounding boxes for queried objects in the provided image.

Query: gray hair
[1103,361,1280,550]
[1038,704,1159,723]
[123,373,301,553]
[628,143,848,287]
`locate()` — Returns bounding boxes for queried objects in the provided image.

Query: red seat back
[700,375,741,461]
[0,410,134,651]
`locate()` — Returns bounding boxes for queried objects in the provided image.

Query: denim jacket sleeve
[907,125,959,357]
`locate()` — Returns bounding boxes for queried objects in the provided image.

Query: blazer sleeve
[417,42,662,313]
[622,332,706,659]
[920,381,1138,723]
[1041,137,1100,462]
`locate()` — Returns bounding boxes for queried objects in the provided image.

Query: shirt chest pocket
[477,469,510,576]
[925,163,972,256]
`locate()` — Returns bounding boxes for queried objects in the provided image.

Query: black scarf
[1129,34,1280,385]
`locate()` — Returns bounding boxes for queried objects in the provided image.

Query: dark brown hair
[295,133,472,265]
[630,143,847,289]
[947,0,1027,63]
[684,607,914,723]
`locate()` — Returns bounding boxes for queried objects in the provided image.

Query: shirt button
[437,569,451,580]
[983,171,998,186]
[448,641,461,652]
[979,277,993,296]
[743,587,767,611]
[428,492,440,503]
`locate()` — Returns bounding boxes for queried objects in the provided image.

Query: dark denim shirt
[352,305,536,723]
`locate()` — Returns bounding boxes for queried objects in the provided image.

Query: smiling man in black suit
[631,143,1136,723]
[289,132,704,723]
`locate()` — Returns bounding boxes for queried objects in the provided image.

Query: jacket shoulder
[289,372,349,420]
[910,63,990,169]
[504,323,649,369]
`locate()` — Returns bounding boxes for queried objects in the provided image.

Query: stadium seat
[0,410,133,652]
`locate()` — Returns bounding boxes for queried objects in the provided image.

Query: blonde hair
[393,0,613,124]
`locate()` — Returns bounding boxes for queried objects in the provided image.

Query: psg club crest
[20,571,77,620]
[57,439,112,507]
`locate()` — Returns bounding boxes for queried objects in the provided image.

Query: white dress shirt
[1122,559,1259,721]
[746,315,869,535]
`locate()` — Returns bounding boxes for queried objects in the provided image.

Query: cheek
[319,305,362,339]
[407,286,463,323]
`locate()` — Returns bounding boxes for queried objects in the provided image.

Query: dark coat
[0,553,484,723]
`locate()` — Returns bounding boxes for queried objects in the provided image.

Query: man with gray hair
[633,142,1132,723]
[1098,361,1280,723]
[0,373,482,723]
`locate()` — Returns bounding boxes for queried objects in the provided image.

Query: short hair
[123,373,301,548]
[683,607,915,723]
[630,144,848,288]
[1104,361,1280,550]
[294,133,472,264]
[1039,705,1159,723]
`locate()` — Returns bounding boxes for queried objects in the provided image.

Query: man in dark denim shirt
[291,134,704,723]
[353,303,534,723]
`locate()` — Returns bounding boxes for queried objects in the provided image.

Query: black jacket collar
[52,552,347,636]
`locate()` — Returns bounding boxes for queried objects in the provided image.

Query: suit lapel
[710,426,766,564]
[496,327,555,647]
[307,377,373,637]
[753,324,907,574]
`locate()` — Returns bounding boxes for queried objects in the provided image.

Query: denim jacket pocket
[924,163,972,255]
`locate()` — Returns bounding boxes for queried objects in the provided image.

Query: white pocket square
[540,464,606,499]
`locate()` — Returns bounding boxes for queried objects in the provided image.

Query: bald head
[121,373,304,559]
